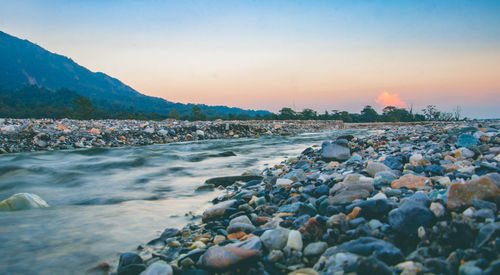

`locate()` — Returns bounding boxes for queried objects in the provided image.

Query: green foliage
[278,107,297,120]
[192,105,206,121]
[73,96,95,120]
[360,105,379,122]
[169,109,181,120]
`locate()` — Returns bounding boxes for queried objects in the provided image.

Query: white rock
[430,202,445,217]
[276,178,293,188]
[418,226,426,239]
[158,129,168,136]
[463,207,475,218]
[370,192,388,200]
[409,153,423,164]
[0,193,50,211]
[140,260,173,275]
[365,162,391,177]
[143,127,155,134]
[196,130,205,137]
[460,148,475,158]
[436,176,451,186]
[2,125,18,132]
[494,154,500,162]
[287,230,303,251]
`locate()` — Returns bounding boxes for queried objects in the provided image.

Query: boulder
[202,200,236,222]
[447,177,500,209]
[321,140,350,161]
[0,193,49,211]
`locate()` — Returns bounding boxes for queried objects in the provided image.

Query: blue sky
[1,0,499,117]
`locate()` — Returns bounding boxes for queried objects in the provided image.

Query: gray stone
[365,162,391,177]
[227,222,256,234]
[320,237,403,265]
[140,261,173,275]
[202,199,236,222]
[260,228,289,251]
[304,242,328,257]
[321,140,350,161]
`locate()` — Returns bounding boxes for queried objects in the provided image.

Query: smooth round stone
[314,252,359,274]
[320,140,351,161]
[213,235,226,245]
[200,245,260,270]
[118,252,146,275]
[287,230,303,251]
[0,193,50,211]
[389,202,434,237]
[276,178,293,188]
[459,261,483,275]
[457,134,478,148]
[254,197,266,207]
[430,202,446,218]
[303,242,328,257]
[140,261,173,275]
[260,228,289,251]
[267,250,284,263]
[202,199,236,222]
[190,241,207,250]
[368,219,383,230]
[229,215,252,225]
[321,237,403,264]
[365,162,391,177]
[357,257,393,275]
[409,153,423,164]
[461,147,475,158]
[227,222,256,234]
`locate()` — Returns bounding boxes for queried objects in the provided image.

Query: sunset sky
[1,0,499,118]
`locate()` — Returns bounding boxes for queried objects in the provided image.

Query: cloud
[375,91,407,108]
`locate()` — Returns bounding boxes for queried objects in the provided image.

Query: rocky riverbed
[102,120,500,275]
[0,118,343,154]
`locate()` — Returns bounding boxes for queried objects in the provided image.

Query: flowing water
[0,129,367,274]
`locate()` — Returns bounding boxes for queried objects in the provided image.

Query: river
[0,129,366,274]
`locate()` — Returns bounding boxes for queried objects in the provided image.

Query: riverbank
[108,121,500,275]
[0,118,344,154]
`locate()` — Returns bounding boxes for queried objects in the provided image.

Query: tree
[360,105,378,122]
[278,107,297,120]
[422,105,441,121]
[299,108,318,120]
[73,96,94,120]
[192,105,206,121]
[381,106,412,122]
[169,109,180,120]
[453,106,462,121]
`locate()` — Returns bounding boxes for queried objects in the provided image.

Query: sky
[0,0,499,118]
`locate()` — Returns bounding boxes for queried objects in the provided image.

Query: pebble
[109,121,500,275]
[303,242,328,257]
[0,193,50,211]
[200,245,261,270]
[140,261,173,275]
[287,230,303,251]
[391,174,430,189]
[365,162,391,177]
[260,228,289,251]
[447,177,500,209]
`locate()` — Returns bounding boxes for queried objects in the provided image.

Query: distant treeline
[273,105,465,122]
[0,85,464,122]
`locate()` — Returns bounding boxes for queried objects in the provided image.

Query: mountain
[0,30,270,118]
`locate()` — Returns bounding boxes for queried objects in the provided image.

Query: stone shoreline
[0,118,343,154]
[103,121,500,275]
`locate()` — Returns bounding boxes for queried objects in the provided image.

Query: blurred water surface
[0,129,366,274]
